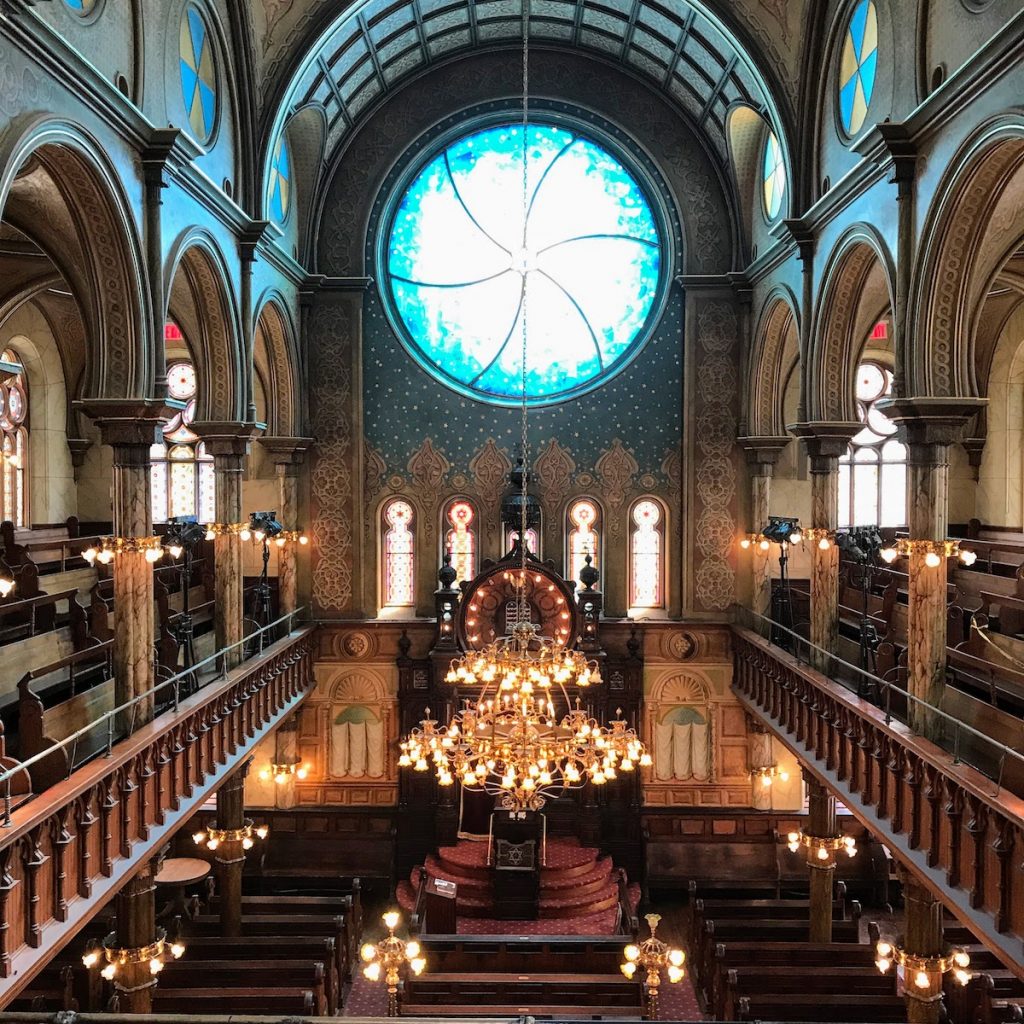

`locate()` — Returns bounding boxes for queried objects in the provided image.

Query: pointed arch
[0,116,149,400]
[254,292,301,436]
[164,231,244,423]
[809,227,895,422]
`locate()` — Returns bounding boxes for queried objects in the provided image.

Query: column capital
[192,421,264,459]
[789,421,862,468]
[259,436,315,467]
[75,399,181,449]
[874,396,987,447]
[740,435,791,475]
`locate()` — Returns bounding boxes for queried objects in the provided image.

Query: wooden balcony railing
[733,625,1024,978]
[0,622,317,1003]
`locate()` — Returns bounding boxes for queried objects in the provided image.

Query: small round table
[155,857,211,919]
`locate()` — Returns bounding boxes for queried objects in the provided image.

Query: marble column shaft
[213,451,245,666]
[806,775,837,944]
[113,861,158,1013]
[751,470,772,621]
[111,442,157,726]
[809,454,841,662]
[215,764,249,937]
[905,442,950,739]
[274,720,299,810]
[277,466,299,616]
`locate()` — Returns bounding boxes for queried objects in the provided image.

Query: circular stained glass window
[382,121,664,406]
[179,4,218,144]
[167,362,197,401]
[839,0,878,137]
[63,0,99,14]
[762,130,786,221]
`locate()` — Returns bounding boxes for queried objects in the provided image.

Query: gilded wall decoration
[596,439,639,534]
[469,439,512,541]
[309,302,355,616]
[534,439,576,541]
[693,302,738,612]
[365,442,387,500]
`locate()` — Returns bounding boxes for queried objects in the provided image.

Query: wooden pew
[177,934,340,1014]
[401,972,642,1017]
[185,913,349,991]
[415,935,627,975]
[156,958,328,1015]
[722,964,898,1021]
[5,964,77,1011]
[16,641,114,789]
[149,986,316,1015]
[735,991,906,1021]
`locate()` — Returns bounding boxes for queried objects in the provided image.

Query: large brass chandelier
[398,0,649,812]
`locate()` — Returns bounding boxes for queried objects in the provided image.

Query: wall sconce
[750,765,789,789]
[83,536,165,565]
[259,761,309,785]
[802,527,835,551]
[878,539,977,569]
[875,940,971,996]
[83,927,185,981]
[739,532,770,552]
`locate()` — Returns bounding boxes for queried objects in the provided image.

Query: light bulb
[406,941,421,959]
[959,549,977,566]
[915,970,930,990]
[761,774,772,788]
[145,547,162,563]
[192,832,205,845]
[297,766,308,780]
[168,544,184,559]
[361,943,377,962]
[624,945,640,963]
[880,546,898,563]
[275,537,286,547]
[780,771,789,782]
[101,964,116,981]
[924,551,942,569]
[787,832,800,844]
[759,538,770,551]
[876,958,891,973]
[82,951,99,968]
[299,535,309,545]
[955,969,971,986]
[239,529,251,542]
[97,549,114,565]
[383,910,400,930]
[621,962,637,979]
[170,942,185,959]
[83,547,98,565]
[667,965,684,984]
[205,528,216,541]
[0,577,13,598]
[242,837,254,850]
[740,538,751,550]
[876,942,892,958]
[411,957,426,975]
[818,536,831,550]
[363,962,381,982]
[668,949,685,967]
[255,825,269,839]
[207,837,219,851]
[259,768,270,781]
[254,530,265,542]
[789,531,802,545]
[817,846,829,861]
[150,958,164,975]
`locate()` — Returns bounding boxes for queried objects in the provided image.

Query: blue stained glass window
[383,122,663,406]
[63,0,98,13]
[762,131,786,221]
[839,0,878,136]
[180,4,218,143]
[269,136,291,224]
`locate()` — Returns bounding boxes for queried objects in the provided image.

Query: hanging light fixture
[398,0,650,811]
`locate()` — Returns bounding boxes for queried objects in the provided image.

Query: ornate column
[804,775,837,943]
[741,437,791,620]
[214,762,250,937]
[111,859,160,1013]
[78,404,170,727]
[874,400,984,739]
[259,437,313,616]
[901,874,945,1024]
[194,423,259,668]
[790,425,860,668]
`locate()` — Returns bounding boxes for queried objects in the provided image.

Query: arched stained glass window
[762,131,786,221]
[384,121,663,406]
[179,4,218,143]
[566,499,601,586]
[151,343,215,524]
[383,498,415,608]
[63,0,98,14]
[838,361,906,527]
[444,499,477,584]
[839,0,878,137]
[268,135,291,225]
[0,350,27,528]
[506,524,540,558]
[630,499,665,610]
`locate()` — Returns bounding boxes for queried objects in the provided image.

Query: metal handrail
[732,604,1024,793]
[0,606,309,813]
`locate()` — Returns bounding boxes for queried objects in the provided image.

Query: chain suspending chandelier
[398,0,650,812]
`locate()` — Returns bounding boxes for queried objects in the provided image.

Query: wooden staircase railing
[733,625,1024,980]
[0,623,317,1005]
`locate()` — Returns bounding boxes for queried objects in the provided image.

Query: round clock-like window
[382,121,665,407]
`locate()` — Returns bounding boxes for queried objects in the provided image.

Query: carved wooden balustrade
[733,626,1024,976]
[0,624,317,1004]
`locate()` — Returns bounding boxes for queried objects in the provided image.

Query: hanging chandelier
[398,0,650,812]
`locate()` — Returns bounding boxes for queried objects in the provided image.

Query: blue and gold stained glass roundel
[384,123,663,405]
[179,4,218,144]
[839,0,878,136]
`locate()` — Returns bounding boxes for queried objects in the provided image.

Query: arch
[380,495,416,611]
[253,292,301,436]
[913,115,1024,399]
[726,104,790,250]
[748,288,801,436]
[565,496,603,588]
[0,116,150,400]
[629,495,668,612]
[164,231,244,422]
[809,227,895,422]
[441,495,478,586]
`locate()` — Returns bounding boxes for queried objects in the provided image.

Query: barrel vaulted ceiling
[255,0,806,168]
